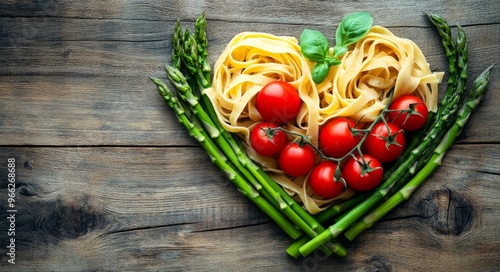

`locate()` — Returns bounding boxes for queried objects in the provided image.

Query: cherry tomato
[249,122,286,157]
[256,81,301,124]
[388,95,429,131]
[278,142,315,177]
[319,117,363,159]
[342,154,383,192]
[364,122,405,163]
[309,161,345,199]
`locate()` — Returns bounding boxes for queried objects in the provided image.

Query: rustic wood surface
[0,0,499,271]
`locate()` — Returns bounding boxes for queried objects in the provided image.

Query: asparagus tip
[149,76,161,84]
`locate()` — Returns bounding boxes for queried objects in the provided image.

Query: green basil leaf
[333,45,348,57]
[312,62,330,84]
[300,29,330,63]
[325,56,342,66]
[336,12,373,46]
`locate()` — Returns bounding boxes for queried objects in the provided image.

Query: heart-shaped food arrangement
[151,12,492,258]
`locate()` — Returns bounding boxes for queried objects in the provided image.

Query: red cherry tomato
[309,161,345,199]
[278,142,315,177]
[256,81,301,124]
[364,122,405,163]
[249,122,286,157]
[319,117,363,159]
[388,95,429,131]
[342,154,383,192]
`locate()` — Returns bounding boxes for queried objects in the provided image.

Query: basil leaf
[312,62,330,84]
[336,12,373,46]
[325,56,341,66]
[300,29,330,63]
[333,45,348,57]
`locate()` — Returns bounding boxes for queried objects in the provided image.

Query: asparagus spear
[344,65,492,240]
[172,20,182,71]
[194,12,211,87]
[428,13,459,113]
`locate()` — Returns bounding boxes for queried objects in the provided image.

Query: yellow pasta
[205,26,443,214]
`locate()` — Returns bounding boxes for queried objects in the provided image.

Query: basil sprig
[300,12,373,84]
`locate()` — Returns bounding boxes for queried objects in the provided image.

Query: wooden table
[1,1,499,271]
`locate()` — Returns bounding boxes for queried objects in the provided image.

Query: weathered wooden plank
[1,18,170,77]
[0,75,200,146]
[0,146,269,231]
[1,0,498,27]
[0,145,498,270]
[2,17,499,77]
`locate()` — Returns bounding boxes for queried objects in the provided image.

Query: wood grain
[0,0,499,270]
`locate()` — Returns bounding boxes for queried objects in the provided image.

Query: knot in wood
[365,256,393,272]
[62,48,72,58]
[35,195,106,239]
[417,188,474,235]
